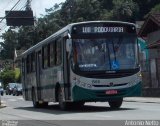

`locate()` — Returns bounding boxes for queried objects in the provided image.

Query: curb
[124,100,160,104]
[124,97,160,104]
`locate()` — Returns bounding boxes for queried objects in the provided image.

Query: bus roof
[21,21,135,58]
[69,20,135,26]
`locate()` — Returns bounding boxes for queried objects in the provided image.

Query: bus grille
[93,83,127,87]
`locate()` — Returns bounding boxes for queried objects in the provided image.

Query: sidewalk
[124,97,160,104]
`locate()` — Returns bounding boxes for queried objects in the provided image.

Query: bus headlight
[128,75,141,87]
[138,73,142,77]
[75,78,92,89]
[128,79,139,86]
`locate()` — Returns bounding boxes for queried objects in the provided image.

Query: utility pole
[26,0,31,11]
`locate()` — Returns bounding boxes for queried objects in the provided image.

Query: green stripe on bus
[23,84,65,92]
[72,82,142,102]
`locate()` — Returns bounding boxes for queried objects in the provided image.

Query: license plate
[106,90,118,95]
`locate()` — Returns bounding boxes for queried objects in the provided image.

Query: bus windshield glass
[73,36,138,71]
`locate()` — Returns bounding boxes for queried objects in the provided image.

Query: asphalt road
[0,95,160,126]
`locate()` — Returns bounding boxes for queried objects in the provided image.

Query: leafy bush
[14,68,21,82]
[0,69,15,88]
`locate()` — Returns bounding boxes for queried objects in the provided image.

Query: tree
[0,68,15,88]
[0,29,18,60]
[60,0,104,23]
[1,0,160,60]
[150,4,160,14]
[133,0,160,19]
[16,27,34,50]
[111,0,139,22]
[15,68,21,83]
[100,0,114,11]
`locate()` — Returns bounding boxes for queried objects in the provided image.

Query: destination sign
[71,23,136,35]
[82,27,124,33]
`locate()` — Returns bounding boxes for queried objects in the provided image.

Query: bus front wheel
[108,98,123,109]
[71,102,85,108]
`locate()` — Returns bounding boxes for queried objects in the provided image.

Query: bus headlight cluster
[128,79,139,87]
[75,78,92,89]
[128,75,141,87]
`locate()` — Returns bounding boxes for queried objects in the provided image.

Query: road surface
[0,95,160,126]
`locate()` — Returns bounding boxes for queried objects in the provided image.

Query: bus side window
[47,44,50,67]
[22,58,25,75]
[49,42,56,67]
[31,53,35,72]
[42,45,48,69]
[56,39,62,65]
[26,55,31,73]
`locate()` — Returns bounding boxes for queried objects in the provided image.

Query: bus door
[36,51,42,100]
[22,58,28,99]
[63,38,71,100]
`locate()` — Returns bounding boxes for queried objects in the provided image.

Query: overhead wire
[14,0,27,10]
[0,0,24,33]
[0,0,15,15]
[0,25,7,34]
[0,0,21,25]
[0,0,34,34]
[20,0,29,10]
[15,0,33,11]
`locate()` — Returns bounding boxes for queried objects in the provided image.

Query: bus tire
[108,98,123,109]
[32,89,40,108]
[68,101,85,109]
[58,87,68,110]
[42,102,48,108]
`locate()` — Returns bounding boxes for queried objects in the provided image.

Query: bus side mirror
[138,42,147,63]
[66,39,72,52]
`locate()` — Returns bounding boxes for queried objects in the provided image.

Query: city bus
[20,21,142,110]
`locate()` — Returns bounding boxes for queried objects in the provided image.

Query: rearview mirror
[66,39,72,52]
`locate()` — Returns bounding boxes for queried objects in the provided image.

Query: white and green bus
[21,21,142,110]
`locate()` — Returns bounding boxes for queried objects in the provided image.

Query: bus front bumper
[72,82,142,102]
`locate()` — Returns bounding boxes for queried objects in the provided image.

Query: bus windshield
[73,36,138,71]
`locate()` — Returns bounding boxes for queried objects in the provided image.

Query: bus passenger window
[31,53,35,72]
[49,42,55,67]
[42,46,48,69]
[26,55,31,73]
[22,58,25,74]
[56,40,62,65]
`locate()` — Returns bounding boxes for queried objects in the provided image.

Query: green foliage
[17,26,36,50]
[133,0,160,20]
[0,68,15,88]
[0,29,18,59]
[0,0,159,60]
[100,0,114,11]
[60,0,104,23]
[111,0,139,22]
[14,68,20,82]
[150,4,160,13]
